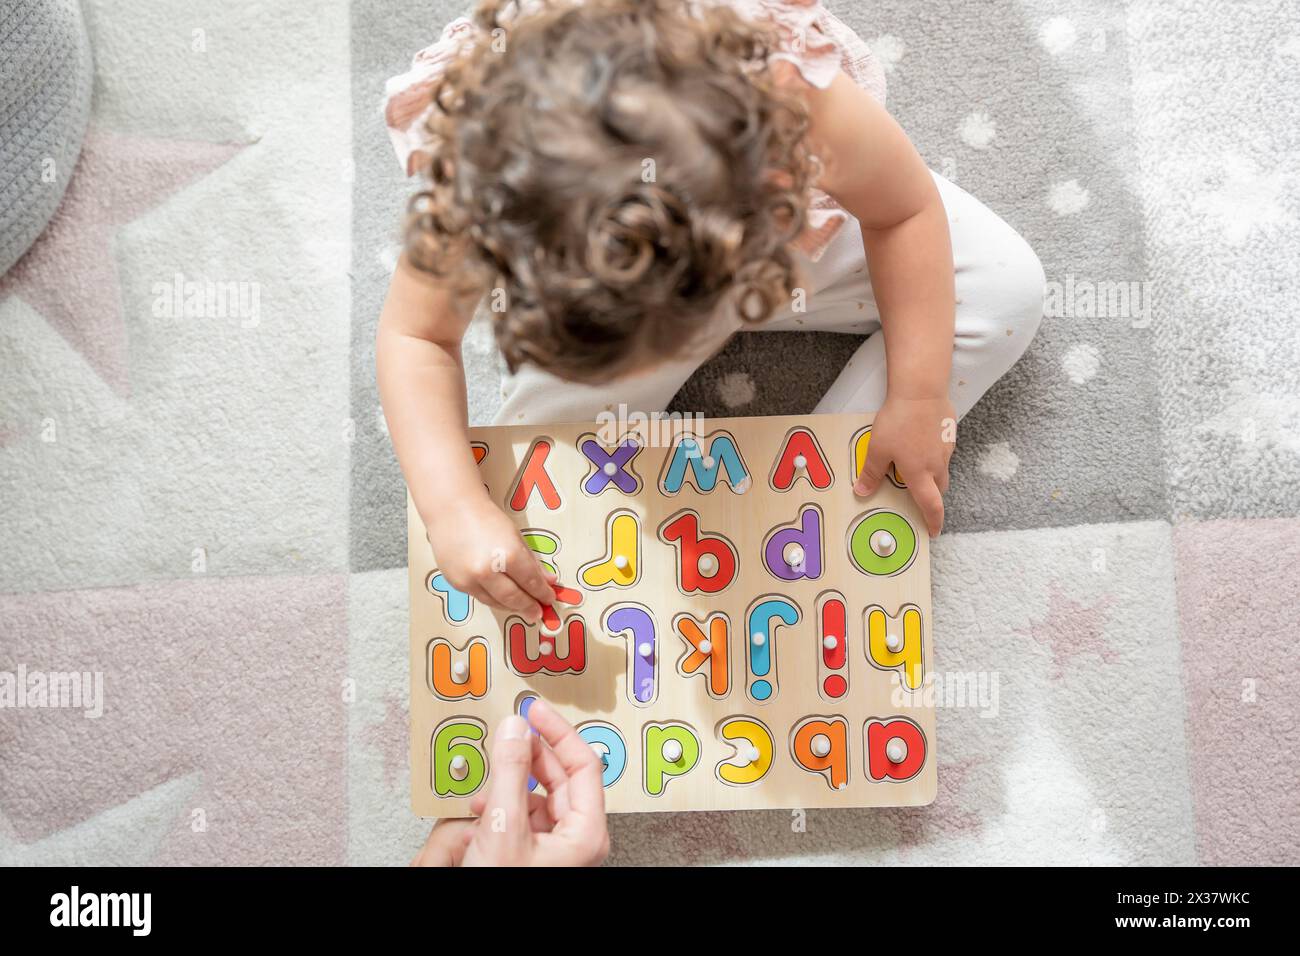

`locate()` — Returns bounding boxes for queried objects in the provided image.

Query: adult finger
[527,699,605,822]
[535,823,610,867]
[471,715,534,863]
[467,728,568,828]
[470,788,553,832]
[527,732,575,822]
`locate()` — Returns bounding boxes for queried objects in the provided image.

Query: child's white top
[382,0,886,263]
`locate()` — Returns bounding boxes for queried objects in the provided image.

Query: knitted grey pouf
[0,0,93,278]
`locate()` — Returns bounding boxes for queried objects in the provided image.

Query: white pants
[494,172,1044,425]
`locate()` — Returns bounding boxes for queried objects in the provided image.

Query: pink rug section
[0,130,245,397]
[1175,518,1300,865]
[0,574,348,865]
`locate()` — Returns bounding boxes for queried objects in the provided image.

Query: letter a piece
[865,717,927,782]
[508,438,562,512]
[769,427,833,490]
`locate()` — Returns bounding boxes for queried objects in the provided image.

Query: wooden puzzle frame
[409,412,936,815]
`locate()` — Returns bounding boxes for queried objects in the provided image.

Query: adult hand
[412,699,609,867]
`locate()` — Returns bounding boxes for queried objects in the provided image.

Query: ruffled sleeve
[733,0,886,103]
[726,1,887,261]
[381,16,479,177]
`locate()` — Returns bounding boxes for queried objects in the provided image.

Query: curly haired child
[378,0,1043,627]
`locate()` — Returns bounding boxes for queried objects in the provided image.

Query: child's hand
[412,699,609,867]
[853,395,955,537]
[426,494,556,623]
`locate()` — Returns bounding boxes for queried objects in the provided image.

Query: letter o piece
[848,510,917,577]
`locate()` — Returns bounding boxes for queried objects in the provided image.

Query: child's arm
[377,256,553,622]
[799,72,957,537]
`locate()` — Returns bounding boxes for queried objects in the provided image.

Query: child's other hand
[426,495,556,623]
[853,395,955,537]
[412,699,609,867]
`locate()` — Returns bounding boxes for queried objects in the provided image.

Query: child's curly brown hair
[404,0,815,383]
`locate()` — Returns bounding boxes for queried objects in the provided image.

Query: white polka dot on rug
[717,370,756,408]
[869,34,906,73]
[977,441,1019,481]
[377,244,401,275]
[1048,179,1091,216]
[1062,343,1101,384]
[1039,17,1077,54]
[958,112,997,150]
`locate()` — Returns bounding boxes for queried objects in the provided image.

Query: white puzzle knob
[810,734,832,758]
[869,529,897,558]
[538,640,554,656]
[886,737,907,763]
[698,639,712,654]
[450,755,468,775]
[793,454,807,469]
[638,641,653,658]
[742,746,761,764]
[603,461,618,476]
[662,739,684,762]
[751,631,766,647]
[452,661,468,680]
[785,544,805,567]
[822,635,838,651]
[698,553,718,575]
[613,554,629,570]
[702,455,715,469]
[885,632,903,653]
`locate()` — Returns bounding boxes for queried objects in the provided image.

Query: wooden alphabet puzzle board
[409,412,936,815]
